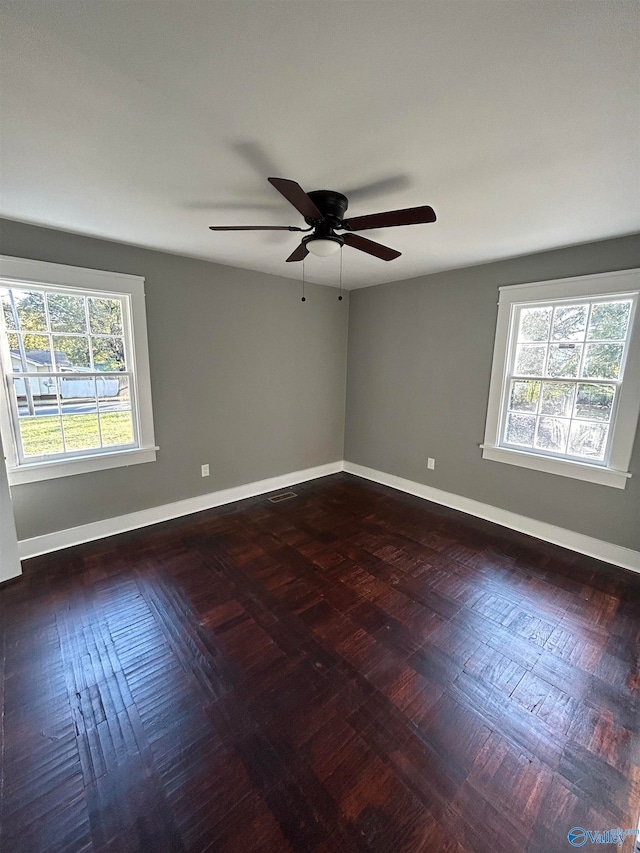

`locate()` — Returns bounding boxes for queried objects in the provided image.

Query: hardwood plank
[2,473,639,852]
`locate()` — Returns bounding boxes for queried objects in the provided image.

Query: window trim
[481,268,640,490]
[0,255,158,485]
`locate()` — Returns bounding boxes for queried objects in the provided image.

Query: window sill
[480,444,631,489]
[7,446,158,485]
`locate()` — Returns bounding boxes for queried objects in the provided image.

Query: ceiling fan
[209,177,436,262]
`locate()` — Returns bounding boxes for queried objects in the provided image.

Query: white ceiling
[1,1,638,289]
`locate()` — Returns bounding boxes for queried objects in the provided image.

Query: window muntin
[500,297,634,465]
[1,284,139,465]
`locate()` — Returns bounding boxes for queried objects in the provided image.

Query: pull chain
[338,248,343,301]
[301,258,306,302]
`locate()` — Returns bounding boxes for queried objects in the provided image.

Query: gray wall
[3,218,639,552]
[345,235,640,551]
[0,219,348,541]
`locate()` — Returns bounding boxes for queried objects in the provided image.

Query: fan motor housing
[306,190,348,226]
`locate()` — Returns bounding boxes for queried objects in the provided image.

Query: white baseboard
[344,461,640,574]
[17,458,640,575]
[18,461,343,560]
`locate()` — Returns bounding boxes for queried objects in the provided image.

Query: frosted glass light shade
[306,238,341,257]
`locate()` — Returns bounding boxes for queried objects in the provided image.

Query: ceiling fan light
[306,238,342,257]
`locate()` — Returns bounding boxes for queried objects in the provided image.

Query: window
[0,256,157,484]
[482,269,640,489]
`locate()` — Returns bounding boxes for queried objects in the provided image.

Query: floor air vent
[268,491,298,503]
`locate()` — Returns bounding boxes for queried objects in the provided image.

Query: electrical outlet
[201,464,210,477]
[427,458,435,470]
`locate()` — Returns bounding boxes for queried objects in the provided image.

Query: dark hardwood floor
[1,473,639,853]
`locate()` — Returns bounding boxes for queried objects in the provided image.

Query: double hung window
[0,256,157,484]
[482,269,640,489]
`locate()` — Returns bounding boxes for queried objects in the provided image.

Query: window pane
[100,411,134,446]
[32,374,60,414]
[587,301,631,341]
[518,307,551,342]
[582,343,623,380]
[91,336,125,371]
[97,375,134,447]
[96,374,128,410]
[551,305,588,341]
[52,335,90,370]
[568,421,608,460]
[547,344,581,378]
[12,290,47,332]
[59,374,97,406]
[89,297,123,335]
[62,414,101,451]
[14,371,57,410]
[574,384,615,422]
[535,417,569,453]
[539,382,574,417]
[505,413,535,447]
[1,293,17,329]
[11,378,64,457]
[509,380,540,412]
[47,293,86,333]
[118,375,130,407]
[12,334,52,368]
[20,416,65,457]
[514,345,545,376]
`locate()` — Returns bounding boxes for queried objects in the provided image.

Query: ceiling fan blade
[341,174,410,202]
[342,205,436,231]
[232,141,283,179]
[209,225,306,231]
[268,177,324,221]
[285,241,309,263]
[191,202,283,211]
[342,232,401,261]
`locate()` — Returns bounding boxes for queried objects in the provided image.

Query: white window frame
[482,268,640,490]
[0,256,157,485]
